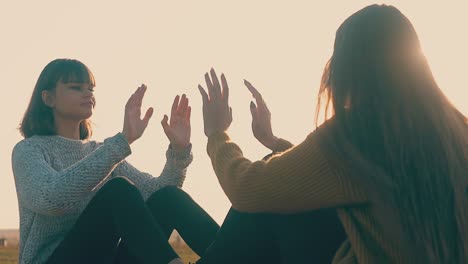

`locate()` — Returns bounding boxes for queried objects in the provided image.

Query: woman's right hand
[122,84,154,145]
[244,80,278,151]
[161,94,192,151]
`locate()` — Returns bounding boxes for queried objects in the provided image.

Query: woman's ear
[41,90,55,108]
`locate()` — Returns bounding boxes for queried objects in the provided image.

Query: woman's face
[43,80,96,121]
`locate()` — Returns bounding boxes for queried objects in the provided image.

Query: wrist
[122,131,133,145]
[263,136,279,151]
[167,143,192,162]
[171,142,190,151]
[206,128,227,138]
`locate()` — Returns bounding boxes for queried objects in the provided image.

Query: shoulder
[11,137,49,171]
[305,117,339,144]
[12,136,44,155]
[11,135,62,161]
[305,117,348,170]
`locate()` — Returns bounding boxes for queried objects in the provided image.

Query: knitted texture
[12,132,193,264]
[206,125,409,263]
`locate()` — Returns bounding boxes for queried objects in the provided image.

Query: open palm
[198,68,233,137]
[122,84,154,145]
[244,80,278,150]
[162,94,191,150]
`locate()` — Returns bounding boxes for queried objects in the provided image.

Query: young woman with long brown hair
[198,4,467,264]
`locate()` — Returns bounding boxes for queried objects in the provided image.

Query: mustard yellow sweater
[207,123,409,263]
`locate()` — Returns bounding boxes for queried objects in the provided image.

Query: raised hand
[161,94,191,150]
[244,80,278,150]
[122,84,154,145]
[198,68,233,137]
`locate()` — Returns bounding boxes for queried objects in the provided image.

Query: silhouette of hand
[198,68,233,137]
[244,80,278,151]
[161,94,191,150]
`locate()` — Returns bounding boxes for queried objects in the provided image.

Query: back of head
[316,4,468,263]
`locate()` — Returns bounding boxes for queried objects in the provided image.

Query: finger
[244,79,261,99]
[186,106,191,124]
[133,85,142,98]
[126,87,139,108]
[183,96,189,117]
[161,114,169,133]
[198,85,209,103]
[171,95,180,114]
[250,101,257,116]
[127,86,143,118]
[205,72,215,100]
[176,94,184,115]
[143,107,154,125]
[250,101,258,122]
[210,68,222,99]
[171,95,180,123]
[177,94,185,116]
[244,79,268,110]
[135,87,143,116]
[229,107,233,123]
[221,73,229,100]
[178,94,188,116]
[136,84,147,107]
[126,93,135,109]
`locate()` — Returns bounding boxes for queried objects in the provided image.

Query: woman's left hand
[198,68,233,137]
[161,94,191,150]
[244,80,279,151]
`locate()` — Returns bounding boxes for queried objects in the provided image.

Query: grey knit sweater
[11,132,193,264]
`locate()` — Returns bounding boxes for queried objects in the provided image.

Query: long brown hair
[20,59,95,139]
[316,5,468,263]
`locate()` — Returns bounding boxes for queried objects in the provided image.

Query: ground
[0,246,19,264]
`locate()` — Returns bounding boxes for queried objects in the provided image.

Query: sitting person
[12,58,219,264]
[196,4,468,264]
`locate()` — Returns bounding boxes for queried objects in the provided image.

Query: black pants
[47,177,345,264]
[46,177,219,264]
[199,208,345,264]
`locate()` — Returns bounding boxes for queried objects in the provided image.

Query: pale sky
[0,1,467,229]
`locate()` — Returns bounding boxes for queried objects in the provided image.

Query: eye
[70,86,81,90]
[89,87,95,92]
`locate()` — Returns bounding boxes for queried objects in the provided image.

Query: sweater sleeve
[207,129,367,213]
[112,144,193,200]
[272,138,295,153]
[11,133,131,216]
[262,138,295,161]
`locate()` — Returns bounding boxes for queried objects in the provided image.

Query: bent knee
[148,186,190,203]
[101,176,139,195]
[157,185,186,196]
